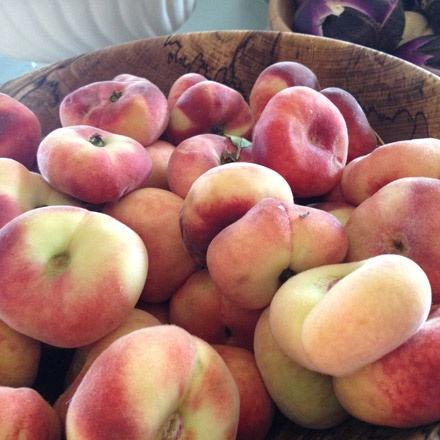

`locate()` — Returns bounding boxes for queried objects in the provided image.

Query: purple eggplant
[293,0,406,53]
[393,34,440,75]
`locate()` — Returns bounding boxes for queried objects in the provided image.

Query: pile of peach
[0,61,439,440]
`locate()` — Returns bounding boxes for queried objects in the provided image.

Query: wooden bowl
[1,30,440,440]
[2,30,439,144]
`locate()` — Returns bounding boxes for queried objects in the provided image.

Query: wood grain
[1,30,440,144]
[1,30,440,439]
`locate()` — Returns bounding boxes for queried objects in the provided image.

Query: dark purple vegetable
[402,0,416,9]
[292,0,406,53]
[393,34,440,75]
[413,0,440,34]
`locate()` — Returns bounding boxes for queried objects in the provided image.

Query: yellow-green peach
[254,308,348,429]
[269,254,432,376]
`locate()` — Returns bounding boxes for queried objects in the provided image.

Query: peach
[169,269,263,352]
[333,307,440,428]
[269,254,432,376]
[308,200,355,226]
[0,318,41,388]
[165,80,254,145]
[167,133,254,199]
[252,86,348,198]
[103,187,198,303]
[167,72,208,109]
[213,344,276,440]
[65,325,240,439]
[254,308,349,429]
[320,86,378,162]
[136,299,170,324]
[344,176,440,304]
[55,308,161,427]
[319,179,346,203]
[206,198,348,310]
[59,73,170,146]
[0,92,42,170]
[0,385,62,440]
[37,125,153,205]
[65,308,161,385]
[144,140,175,190]
[249,60,320,121]
[0,205,148,348]
[0,158,82,229]
[179,161,294,265]
[340,137,440,205]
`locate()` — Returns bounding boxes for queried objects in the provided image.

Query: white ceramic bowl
[0,0,197,64]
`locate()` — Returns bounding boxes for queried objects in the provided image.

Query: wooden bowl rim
[1,29,440,143]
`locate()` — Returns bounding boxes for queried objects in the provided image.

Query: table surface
[0,0,269,85]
